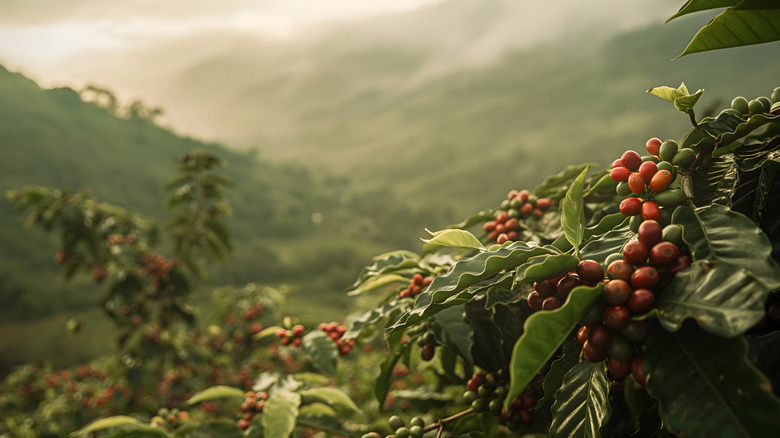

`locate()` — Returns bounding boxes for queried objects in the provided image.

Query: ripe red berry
[641,201,662,222]
[577,325,590,343]
[577,260,604,283]
[612,158,625,168]
[621,150,643,171]
[637,220,663,248]
[497,233,509,244]
[668,255,693,276]
[556,273,582,297]
[542,296,562,310]
[622,241,649,266]
[638,161,657,183]
[536,198,553,210]
[610,167,631,182]
[603,306,631,330]
[649,170,673,193]
[628,173,646,195]
[607,357,632,379]
[292,337,302,347]
[604,279,631,305]
[496,211,509,223]
[630,266,660,289]
[292,325,305,337]
[582,340,607,362]
[504,218,520,231]
[619,197,642,216]
[626,288,655,314]
[606,260,635,282]
[649,242,680,268]
[527,291,543,311]
[276,329,287,339]
[588,323,612,349]
[519,203,533,216]
[421,343,435,361]
[632,355,646,387]
[534,280,555,298]
[483,221,497,232]
[646,138,662,156]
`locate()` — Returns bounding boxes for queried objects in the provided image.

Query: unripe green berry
[748,99,765,115]
[410,416,425,428]
[731,96,749,114]
[409,425,423,438]
[388,415,405,430]
[395,426,410,438]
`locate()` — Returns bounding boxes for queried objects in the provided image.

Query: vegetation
[1,2,780,437]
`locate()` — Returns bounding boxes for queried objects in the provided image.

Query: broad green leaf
[387,242,557,333]
[296,413,352,437]
[583,171,618,200]
[254,326,284,340]
[186,420,242,438]
[512,254,580,288]
[677,2,780,57]
[302,332,338,376]
[579,228,633,263]
[534,163,598,199]
[691,154,738,207]
[349,251,420,290]
[646,83,689,102]
[447,210,496,230]
[186,385,246,404]
[549,361,611,438]
[682,112,780,157]
[70,416,144,437]
[553,212,628,253]
[432,306,474,366]
[262,391,300,438]
[505,284,603,408]
[422,228,485,251]
[673,204,780,289]
[667,0,740,22]
[300,387,362,414]
[644,322,780,437]
[560,166,589,254]
[374,340,409,408]
[733,138,780,218]
[466,300,508,372]
[343,301,403,339]
[673,88,704,112]
[537,337,582,408]
[346,273,407,296]
[656,260,767,336]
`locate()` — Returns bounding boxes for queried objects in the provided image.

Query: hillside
[0,65,445,323]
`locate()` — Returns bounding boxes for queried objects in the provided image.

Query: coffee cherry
[606,260,635,282]
[388,415,405,430]
[542,296,562,310]
[628,173,646,195]
[659,140,679,162]
[630,266,660,289]
[557,273,582,297]
[632,355,646,387]
[395,427,410,438]
[646,138,662,156]
[619,197,642,216]
[649,242,680,267]
[472,398,488,413]
[497,233,509,244]
[638,161,657,183]
[588,323,612,349]
[610,166,631,182]
[607,357,632,379]
[622,241,648,266]
[536,198,553,210]
[612,158,625,168]
[626,288,655,314]
[620,320,649,342]
[668,255,693,276]
[409,425,423,438]
[292,325,305,337]
[421,343,435,361]
[604,279,631,305]
[577,325,591,343]
[621,150,643,171]
[410,417,425,428]
[606,332,634,362]
[672,148,696,167]
[577,260,604,283]
[637,220,662,248]
[467,373,486,392]
[534,280,555,298]
[582,340,607,362]
[649,170,673,193]
[641,201,662,222]
[603,306,631,330]
[527,291,543,311]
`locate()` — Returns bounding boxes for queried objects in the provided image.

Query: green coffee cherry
[659,140,679,162]
[410,417,425,428]
[771,87,780,104]
[641,155,659,163]
[757,96,772,113]
[662,224,684,247]
[654,189,686,208]
[731,96,750,114]
[656,161,677,181]
[616,182,632,196]
[629,214,643,233]
[395,426,410,438]
[604,252,625,266]
[389,415,405,430]
[409,425,423,438]
[472,398,488,413]
[463,390,478,404]
[748,99,765,115]
[606,332,635,362]
[489,398,503,415]
[672,148,696,167]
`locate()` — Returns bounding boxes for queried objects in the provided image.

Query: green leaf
[580,228,633,263]
[644,322,780,437]
[673,88,704,112]
[186,386,246,404]
[447,210,496,230]
[346,273,407,296]
[656,260,768,336]
[646,83,689,102]
[302,332,338,376]
[512,254,580,289]
[504,284,604,408]
[349,251,420,290]
[431,306,474,366]
[534,163,598,199]
[466,300,508,372]
[70,416,144,437]
[691,154,738,207]
[673,204,780,289]
[560,166,589,255]
[553,213,628,253]
[677,1,780,57]
[537,337,582,408]
[667,0,740,21]
[374,341,409,408]
[300,387,363,414]
[422,229,485,251]
[387,242,557,333]
[262,391,300,438]
[683,112,780,158]
[343,301,403,339]
[549,361,611,438]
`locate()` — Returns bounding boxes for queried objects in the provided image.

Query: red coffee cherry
[610,167,631,182]
[641,201,662,222]
[604,279,631,305]
[542,296,562,310]
[668,255,693,276]
[527,291,543,311]
[619,197,642,216]
[630,266,660,289]
[607,357,632,379]
[577,260,604,283]
[577,325,591,343]
[603,306,631,330]
[638,161,657,183]
[628,173,646,195]
[534,280,555,298]
[606,260,635,282]
[649,242,680,268]
[645,137,662,156]
[582,340,607,362]
[557,273,582,297]
[588,323,612,349]
[622,241,649,266]
[621,150,643,171]
[632,355,646,387]
[637,220,663,248]
[626,288,655,314]
[612,158,625,168]
[649,170,673,193]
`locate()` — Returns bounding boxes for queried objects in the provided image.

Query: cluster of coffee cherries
[527,259,605,312]
[385,415,428,438]
[610,139,689,231]
[319,321,355,355]
[463,371,536,431]
[150,408,193,429]
[723,87,780,118]
[577,220,691,385]
[276,324,305,347]
[399,273,434,299]
[237,390,268,430]
[483,189,554,244]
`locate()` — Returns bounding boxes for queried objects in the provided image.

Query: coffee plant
[1,3,780,437]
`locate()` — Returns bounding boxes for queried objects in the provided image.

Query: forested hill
[0,65,445,320]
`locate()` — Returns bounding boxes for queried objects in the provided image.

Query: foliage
[2,3,780,438]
